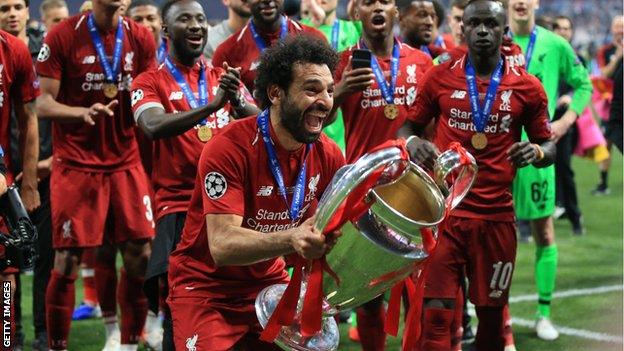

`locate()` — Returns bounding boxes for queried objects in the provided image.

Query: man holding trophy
[166,35,344,351]
[403,0,555,350]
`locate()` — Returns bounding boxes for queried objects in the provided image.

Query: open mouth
[513,5,528,17]
[186,34,203,47]
[371,14,387,29]
[260,6,276,17]
[304,112,326,133]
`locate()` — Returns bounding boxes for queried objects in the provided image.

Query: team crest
[131,89,144,106]
[204,172,227,200]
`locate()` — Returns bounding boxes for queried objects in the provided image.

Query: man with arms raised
[131,0,258,348]
[35,0,157,349]
[402,1,554,349]
[332,0,431,349]
[212,0,324,91]
[507,0,592,341]
[167,35,343,351]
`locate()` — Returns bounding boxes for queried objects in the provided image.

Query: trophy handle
[433,148,478,211]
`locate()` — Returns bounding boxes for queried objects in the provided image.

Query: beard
[279,94,325,145]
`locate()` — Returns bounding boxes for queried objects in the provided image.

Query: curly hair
[253,34,339,110]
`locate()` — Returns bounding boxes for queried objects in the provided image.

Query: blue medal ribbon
[510,27,537,70]
[249,15,288,52]
[420,45,432,57]
[362,39,400,105]
[164,56,208,124]
[87,13,124,83]
[330,20,340,50]
[465,56,504,133]
[257,109,311,221]
[434,35,446,49]
[157,38,167,64]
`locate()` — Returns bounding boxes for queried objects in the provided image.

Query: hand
[406,136,439,170]
[550,110,577,143]
[19,182,40,212]
[556,94,572,108]
[15,157,53,183]
[335,58,375,97]
[507,141,539,168]
[290,216,328,260]
[323,229,342,252]
[81,100,118,125]
[219,62,244,107]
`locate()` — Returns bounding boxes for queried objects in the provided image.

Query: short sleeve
[35,22,66,80]
[408,68,439,126]
[198,136,245,216]
[522,79,552,144]
[11,38,40,103]
[130,71,163,122]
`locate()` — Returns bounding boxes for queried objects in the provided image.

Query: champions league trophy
[256,140,477,351]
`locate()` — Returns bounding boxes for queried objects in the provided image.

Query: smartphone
[351,48,372,69]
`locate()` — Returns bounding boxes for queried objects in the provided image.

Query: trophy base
[255,284,340,351]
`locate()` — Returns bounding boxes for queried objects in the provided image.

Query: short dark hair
[128,0,159,15]
[395,0,444,27]
[553,15,573,30]
[432,0,444,27]
[161,0,181,22]
[254,35,339,110]
[451,0,469,10]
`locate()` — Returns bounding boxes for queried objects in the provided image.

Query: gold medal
[471,132,488,150]
[197,125,212,142]
[103,83,118,99]
[384,104,399,120]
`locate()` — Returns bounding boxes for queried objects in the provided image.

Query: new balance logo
[82,55,96,64]
[450,90,467,99]
[257,186,274,197]
[169,91,184,100]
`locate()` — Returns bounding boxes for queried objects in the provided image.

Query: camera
[0,185,37,271]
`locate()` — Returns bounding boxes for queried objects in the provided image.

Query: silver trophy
[256,142,477,351]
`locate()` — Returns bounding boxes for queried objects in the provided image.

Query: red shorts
[50,165,155,249]
[423,216,516,306]
[169,296,281,351]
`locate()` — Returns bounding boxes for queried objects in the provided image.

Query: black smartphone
[351,48,371,69]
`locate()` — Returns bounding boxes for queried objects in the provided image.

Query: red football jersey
[0,30,40,180]
[168,115,345,299]
[130,57,254,221]
[212,16,325,91]
[36,13,157,171]
[409,54,552,221]
[336,41,433,162]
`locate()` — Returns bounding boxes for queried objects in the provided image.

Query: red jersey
[336,41,433,162]
[409,54,552,221]
[0,30,40,180]
[130,57,254,221]
[36,13,157,172]
[168,115,345,299]
[212,16,324,91]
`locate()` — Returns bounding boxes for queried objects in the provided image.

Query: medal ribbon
[330,20,340,49]
[434,35,446,49]
[510,27,537,69]
[87,13,123,84]
[164,56,209,126]
[157,38,167,64]
[420,45,432,57]
[256,109,310,221]
[362,39,400,105]
[249,15,288,52]
[465,56,504,133]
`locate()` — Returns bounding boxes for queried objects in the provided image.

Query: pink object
[574,107,608,158]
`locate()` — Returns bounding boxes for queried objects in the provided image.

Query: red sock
[450,290,464,351]
[118,268,148,344]
[475,306,504,351]
[46,271,76,350]
[82,249,98,305]
[502,304,515,346]
[356,300,386,351]
[94,259,117,318]
[418,308,454,351]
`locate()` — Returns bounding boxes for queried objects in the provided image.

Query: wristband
[532,143,544,162]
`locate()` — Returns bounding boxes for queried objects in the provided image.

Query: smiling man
[167,34,344,351]
[130,0,258,348]
[212,0,324,92]
[398,0,445,58]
